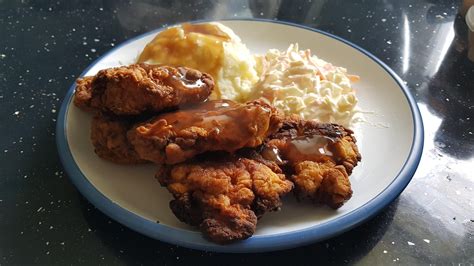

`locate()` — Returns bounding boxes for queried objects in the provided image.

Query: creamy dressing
[251,43,361,128]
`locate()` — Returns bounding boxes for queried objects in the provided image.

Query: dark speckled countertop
[1,0,473,265]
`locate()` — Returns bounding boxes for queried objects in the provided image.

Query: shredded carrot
[348,74,360,83]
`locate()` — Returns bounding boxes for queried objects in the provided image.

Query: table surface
[1,0,473,265]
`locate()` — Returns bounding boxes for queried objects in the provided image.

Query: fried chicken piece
[91,113,147,164]
[73,76,94,112]
[157,154,293,243]
[73,63,214,115]
[128,100,282,164]
[262,117,361,208]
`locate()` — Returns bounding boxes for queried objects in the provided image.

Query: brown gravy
[137,23,230,98]
[289,135,336,157]
[147,100,268,141]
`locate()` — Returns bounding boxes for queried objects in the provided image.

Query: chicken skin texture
[263,116,361,209]
[73,64,214,115]
[128,100,282,164]
[73,76,94,112]
[158,154,293,243]
[91,113,147,164]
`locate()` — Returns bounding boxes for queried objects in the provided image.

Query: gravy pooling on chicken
[260,146,284,165]
[170,67,208,89]
[129,99,282,164]
[73,64,214,115]
[137,99,271,137]
[288,135,336,157]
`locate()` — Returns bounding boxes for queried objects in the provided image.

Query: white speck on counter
[386,40,392,44]
[60,242,65,245]
[383,250,388,254]
[51,109,56,113]
[13,111,20,115]
[37,207,43,212]
[381,18,387,22]
[423,239,430,243]
[91,48,96,53]
[94,38,100,42]
[45,241,49,245]
[407,241,415,246]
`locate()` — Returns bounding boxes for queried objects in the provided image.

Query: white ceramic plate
[56,19,423,253]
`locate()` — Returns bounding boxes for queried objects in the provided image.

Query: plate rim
[56,18,424,253]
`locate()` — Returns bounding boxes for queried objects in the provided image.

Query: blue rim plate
[56,18,423,253]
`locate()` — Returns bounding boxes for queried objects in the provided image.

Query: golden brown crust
[73,76,94,112]
[90,113,147,164]
[158,156,293,244]
[264,117,361,209]
[128,100,283,164]
[73,64,214,115]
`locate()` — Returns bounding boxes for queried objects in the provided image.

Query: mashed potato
[137,23,258,101]
[250,44,360,127]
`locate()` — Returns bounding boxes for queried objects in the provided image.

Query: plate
[56,19,423,253]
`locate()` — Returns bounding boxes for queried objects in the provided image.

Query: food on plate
[157,153,293,243]
[137,23,258,101]
[71,20,365,244]
[127,99,282,164]
[91,113,147,164]
[262,116,361,208]
[73,76,94,112]
[73,63,214,115]
[250,44,360,128]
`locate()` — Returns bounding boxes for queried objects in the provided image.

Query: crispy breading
[73,64,214,115]
[73,76,94,112]
[264,116,361,208]
[128,100,282,164]
[158,155,293,243]
[90,113,147,164]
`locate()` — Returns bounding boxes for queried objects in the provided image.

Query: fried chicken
[91,113,147,164]
[73,76,94,112]
[157,153,293,243]
[262,116,361,208]
[128,99,282,164]
[73,64,214,115]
